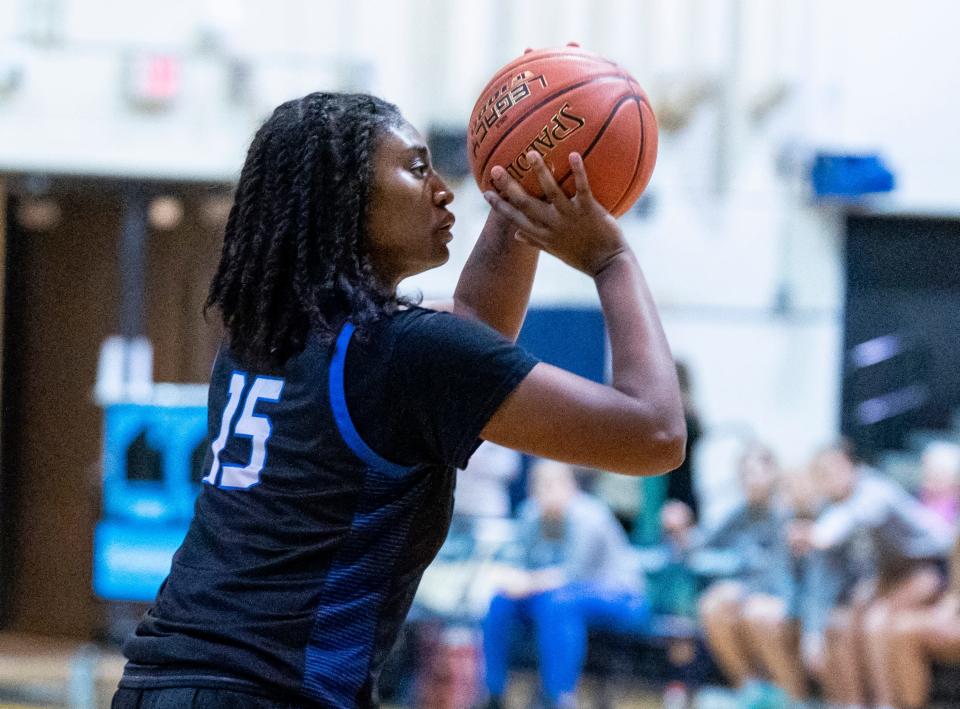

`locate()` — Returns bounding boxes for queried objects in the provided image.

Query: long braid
[292,97,342,323]
[206,92,406,368]
[266,122,318,348]
[237,128,285,347]
[252,109,300,351]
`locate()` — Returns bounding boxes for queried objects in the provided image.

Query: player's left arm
[423,161,542,342]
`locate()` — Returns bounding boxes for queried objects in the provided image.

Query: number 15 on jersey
[203,372,285,489]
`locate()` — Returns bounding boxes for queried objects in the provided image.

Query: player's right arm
[480,151,685,477]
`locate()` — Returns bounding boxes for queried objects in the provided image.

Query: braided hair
[206,92,407,368]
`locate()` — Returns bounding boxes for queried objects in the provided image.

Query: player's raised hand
[483,151,627,278]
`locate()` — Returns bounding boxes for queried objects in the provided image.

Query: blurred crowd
[665,439,960,709]
[414,379,960,709]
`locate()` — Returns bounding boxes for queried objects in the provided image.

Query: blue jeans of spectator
[482,582,651,701]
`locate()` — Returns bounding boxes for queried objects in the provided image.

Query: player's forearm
[452,210,539,342]
[594,249,685,437]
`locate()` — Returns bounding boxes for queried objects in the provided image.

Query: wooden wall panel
[4,186,223,638]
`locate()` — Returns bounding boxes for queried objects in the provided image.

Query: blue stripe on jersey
[328,322,416,478]
[303,328,427,704]
[301,468,428,706]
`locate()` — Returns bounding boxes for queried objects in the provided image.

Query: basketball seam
[610,94,649,216]
[607,69,644,214]
[474,73,633,178]
[554,93,645,210]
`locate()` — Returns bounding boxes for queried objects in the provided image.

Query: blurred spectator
[666,360,703,519]
[746,462,874,708]
[693,444,797,707]
[790,442,953,709]
[454,442,522,519]
[750,467,827,706]
[481,460,649,709]
[919,440,960,527]
[660,498,697,554]
[889,534,960,709]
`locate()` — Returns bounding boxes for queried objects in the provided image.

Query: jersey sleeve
[346,308,539,470]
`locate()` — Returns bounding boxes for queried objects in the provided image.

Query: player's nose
[432,175,454,207]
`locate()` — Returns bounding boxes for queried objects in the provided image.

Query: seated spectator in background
[454,441,522,519]
[692,444,798,707]
[790,442,953,709]
[889,533,960,709]
[765,463,875,707]
[660,497,696,555]
[481,460,649,709]
[918,440,960,528]
[749,466,828,708]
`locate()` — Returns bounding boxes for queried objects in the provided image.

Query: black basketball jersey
[119,308,538,707]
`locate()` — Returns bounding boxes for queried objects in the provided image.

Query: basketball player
[112,93,685,709]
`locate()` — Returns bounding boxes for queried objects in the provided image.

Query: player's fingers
[483,191,549,238]
[569,153,594,203]
[528,151,570,211]
[490,166,557,226]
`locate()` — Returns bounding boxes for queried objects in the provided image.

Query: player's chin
[432,235,452,264]
[431,248,450,269]
[410,246,449,277]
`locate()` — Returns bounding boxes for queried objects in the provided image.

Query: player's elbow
[662,424,688,471]
[619,417,687,477]
[644,423,687,476]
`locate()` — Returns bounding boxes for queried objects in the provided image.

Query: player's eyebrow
[407,144,430,160]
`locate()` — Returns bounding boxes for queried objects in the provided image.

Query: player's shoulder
[392,304,493,330]
[350,305,435,355]
[342,306,457,378]
[389,304,439,332]
[379,305,508,350]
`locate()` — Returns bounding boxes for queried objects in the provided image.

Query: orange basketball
[468,44,658,217]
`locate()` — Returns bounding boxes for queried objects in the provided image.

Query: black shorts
[111,687,306,709]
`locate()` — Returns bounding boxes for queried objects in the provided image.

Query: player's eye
[410,159,429,177]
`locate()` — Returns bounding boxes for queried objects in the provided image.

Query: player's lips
[436,213,455,233]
